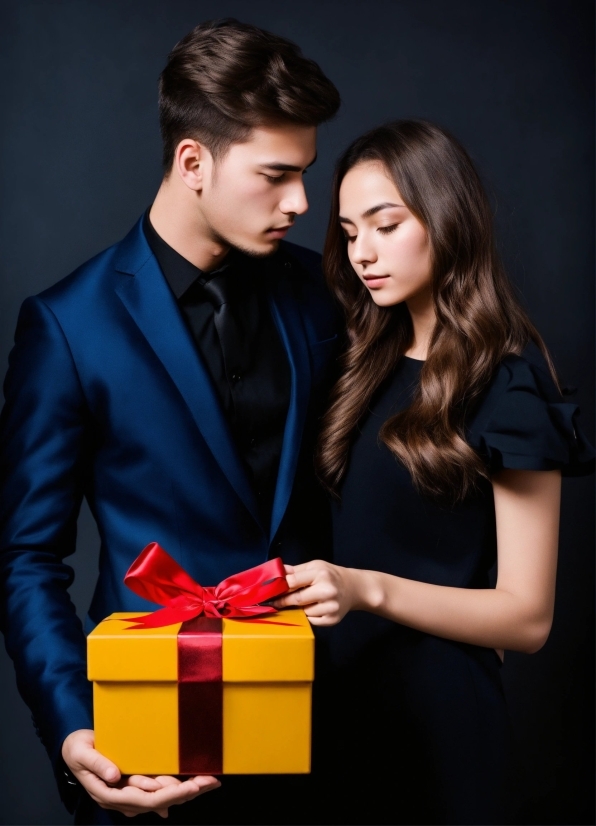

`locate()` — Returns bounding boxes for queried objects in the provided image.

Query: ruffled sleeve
[468,343,595,476]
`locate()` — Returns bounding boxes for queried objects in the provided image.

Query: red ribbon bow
[122,542,290,629]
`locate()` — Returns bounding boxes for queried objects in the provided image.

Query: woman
[273,121,594,825]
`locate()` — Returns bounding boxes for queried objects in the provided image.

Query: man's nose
[279,181,309,216]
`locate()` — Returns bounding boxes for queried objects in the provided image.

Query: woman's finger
[284,568,318,591]
[276,588,311,608]
[303,601,338,618]
[272,592,300,608]
[285,560,332,588]
[286,583,333,607]
[305,614,336,627]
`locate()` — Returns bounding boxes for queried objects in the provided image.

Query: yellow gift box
[88,608,314,775]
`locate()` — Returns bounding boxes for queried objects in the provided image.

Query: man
[0,19,340,823]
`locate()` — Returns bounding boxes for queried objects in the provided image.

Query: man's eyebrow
[338,202,405,224]
[260,154,318,172]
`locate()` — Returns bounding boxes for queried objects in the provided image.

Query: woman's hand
[273,560,376,625]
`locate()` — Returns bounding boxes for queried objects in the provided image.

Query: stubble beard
[210,224,279,260]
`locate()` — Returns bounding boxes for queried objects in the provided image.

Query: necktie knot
[201,271,237,309]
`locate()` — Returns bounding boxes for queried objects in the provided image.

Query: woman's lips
[363,274,390,288]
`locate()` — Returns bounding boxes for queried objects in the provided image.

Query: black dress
[315,342,594,826]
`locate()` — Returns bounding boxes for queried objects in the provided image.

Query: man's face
[198,123,317,257]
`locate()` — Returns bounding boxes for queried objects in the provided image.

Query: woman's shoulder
[467,341,594,476]
[493,340,558,393]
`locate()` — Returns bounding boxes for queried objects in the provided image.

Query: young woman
[273,121,594,825]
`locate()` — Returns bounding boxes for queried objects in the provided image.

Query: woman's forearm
[354,569,552,653]
[277,472,559,643]
[347,471,560,654]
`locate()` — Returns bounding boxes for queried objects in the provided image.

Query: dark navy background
[0,1,593,823]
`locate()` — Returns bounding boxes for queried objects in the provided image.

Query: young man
[0,19,340,823]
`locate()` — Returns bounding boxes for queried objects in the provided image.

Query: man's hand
[62,729,221,818]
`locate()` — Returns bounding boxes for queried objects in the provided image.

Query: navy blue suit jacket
[0,217,338,806]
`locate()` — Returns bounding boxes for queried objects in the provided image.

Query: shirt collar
[143,209,204,298]
[142,208,288,299]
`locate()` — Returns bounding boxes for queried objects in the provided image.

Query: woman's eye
[343,234,356,243]
[264,174,285,184]
[378,224,398,235]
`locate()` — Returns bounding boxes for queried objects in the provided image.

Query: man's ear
[174,139,212,192]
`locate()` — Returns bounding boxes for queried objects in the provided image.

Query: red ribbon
[177,617,224,774]
[122,542,289,629]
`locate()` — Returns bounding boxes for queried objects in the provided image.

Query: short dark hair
[158,18,341,171]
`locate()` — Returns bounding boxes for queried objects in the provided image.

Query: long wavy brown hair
[317,120,555,501]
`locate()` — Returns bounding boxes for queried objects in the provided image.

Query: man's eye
[264,174,285,184]
[378,224,398,235]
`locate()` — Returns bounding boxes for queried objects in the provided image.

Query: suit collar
[113,216,313,544]
[142,209,204,299]
[114,217,262,528]
[266,274,311,543]
[113,216,153,276]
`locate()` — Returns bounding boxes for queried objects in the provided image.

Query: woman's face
[338,161,432,309]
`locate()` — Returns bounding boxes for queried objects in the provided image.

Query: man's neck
[149,179,230,272]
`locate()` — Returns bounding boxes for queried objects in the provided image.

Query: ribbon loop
[122,542,289,629]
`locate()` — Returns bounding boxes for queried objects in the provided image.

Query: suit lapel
[268,274,312,543]
[114,220,261,528]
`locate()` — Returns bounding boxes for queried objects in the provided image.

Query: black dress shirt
[142,210,291,529]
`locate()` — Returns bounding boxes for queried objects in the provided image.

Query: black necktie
[201,270,247,386]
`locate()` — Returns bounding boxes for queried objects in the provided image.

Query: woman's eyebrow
[362,202,405,218]
[339,202,406,224]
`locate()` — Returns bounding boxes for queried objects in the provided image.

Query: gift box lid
[88,609,314,683]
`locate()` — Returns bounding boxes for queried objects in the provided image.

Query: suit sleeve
[0,296,93,805]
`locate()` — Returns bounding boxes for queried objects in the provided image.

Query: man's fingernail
[105,769,118,781]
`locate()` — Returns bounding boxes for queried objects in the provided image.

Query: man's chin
[232,237,281,259]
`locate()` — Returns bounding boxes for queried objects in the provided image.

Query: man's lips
[266,225,293,237]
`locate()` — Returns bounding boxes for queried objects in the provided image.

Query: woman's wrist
[348,568,386,613]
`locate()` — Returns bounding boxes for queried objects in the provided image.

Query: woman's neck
[404,289,436,360]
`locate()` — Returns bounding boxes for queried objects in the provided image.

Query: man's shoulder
[277,240,340,338]
[278,240,326,301]
[37,246,116,307]
[35,218,146,315]
[279,240,322,274]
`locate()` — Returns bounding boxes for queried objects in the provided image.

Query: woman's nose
[351,234,377,266]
